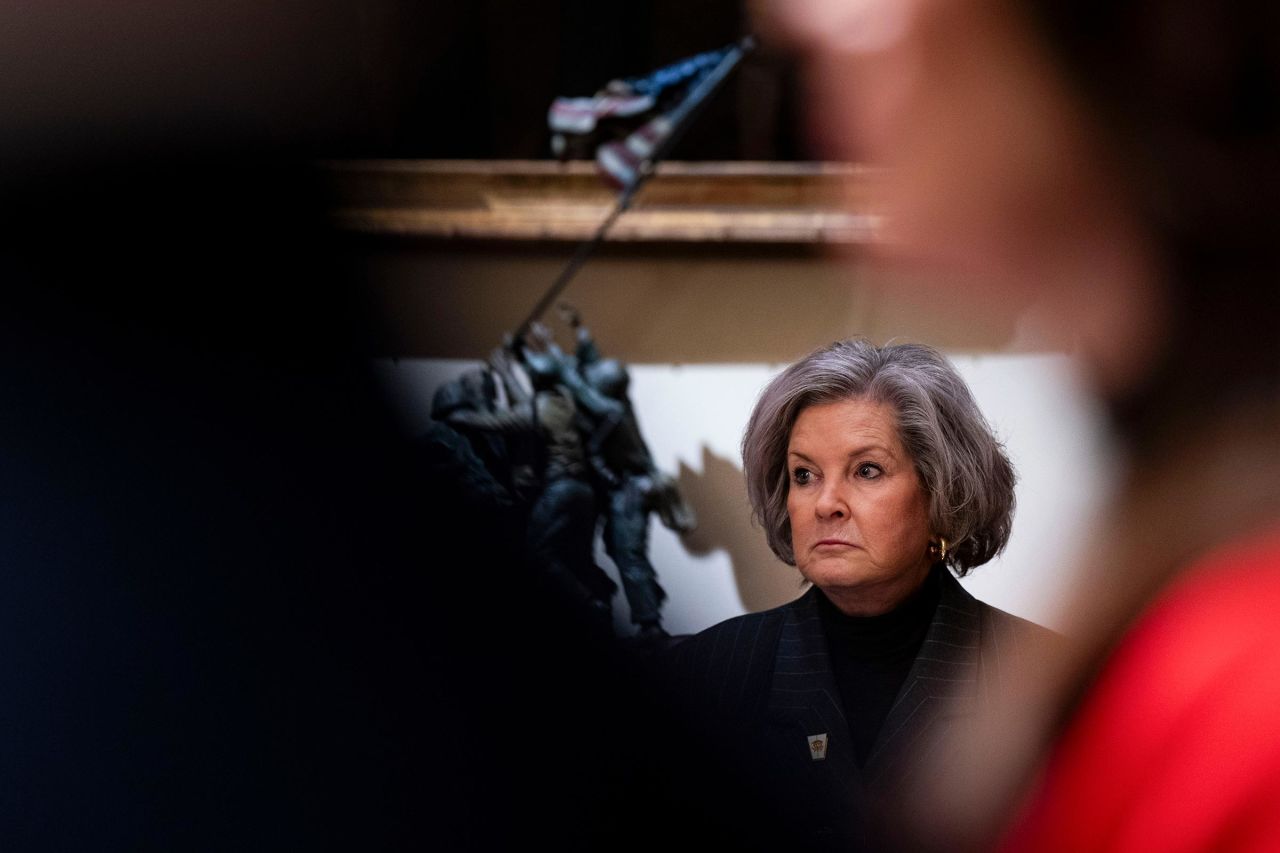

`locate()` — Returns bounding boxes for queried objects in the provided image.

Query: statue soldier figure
[556,304,696,640]
[425,314,694,642]
[444,330,617,634]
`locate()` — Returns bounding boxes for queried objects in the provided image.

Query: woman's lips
[814,538,857,548]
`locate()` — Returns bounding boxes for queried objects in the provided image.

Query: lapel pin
[807,733,828,761]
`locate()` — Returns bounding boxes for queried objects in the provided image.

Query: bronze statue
[426,310,694,641]
[442,331,617,635]
[552,304,696,640]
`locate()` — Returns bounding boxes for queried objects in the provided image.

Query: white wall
[379,353,1114,634]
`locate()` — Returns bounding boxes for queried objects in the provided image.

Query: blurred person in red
[757,0,1280,850]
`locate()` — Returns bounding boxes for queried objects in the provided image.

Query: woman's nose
[815,483,848,519]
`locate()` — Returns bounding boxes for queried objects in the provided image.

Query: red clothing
[1002,526,1280,853]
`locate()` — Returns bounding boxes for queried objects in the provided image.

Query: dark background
[383,0,804,160]
[0,0,801,170]
[0,2,796,848]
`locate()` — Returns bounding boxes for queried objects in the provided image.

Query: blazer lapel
[764,587,865,799]
[863,570,983,785]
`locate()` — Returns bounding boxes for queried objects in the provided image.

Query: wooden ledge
[321,159,879,244]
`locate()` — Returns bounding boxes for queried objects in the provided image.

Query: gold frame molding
[322,159,878,244]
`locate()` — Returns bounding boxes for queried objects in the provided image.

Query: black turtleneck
[816,566,942,766]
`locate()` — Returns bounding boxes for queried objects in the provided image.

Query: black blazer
[661,569,1053,851]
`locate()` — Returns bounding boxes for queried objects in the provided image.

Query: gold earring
[929,538,949,562]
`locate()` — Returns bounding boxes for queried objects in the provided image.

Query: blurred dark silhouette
[0,3,773,849]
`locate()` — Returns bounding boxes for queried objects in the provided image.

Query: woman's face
[786,397,933,615]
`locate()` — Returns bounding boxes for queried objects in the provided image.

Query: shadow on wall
[678,445,804,614]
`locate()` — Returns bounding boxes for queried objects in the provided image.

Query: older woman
[666,338,1053,850]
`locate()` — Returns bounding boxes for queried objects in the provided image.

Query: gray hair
[741,339,1016,575]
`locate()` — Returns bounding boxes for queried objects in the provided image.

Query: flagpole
[513,35,756,342]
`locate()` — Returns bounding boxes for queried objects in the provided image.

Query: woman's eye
[856,463,883,479]
[792,467,814,485]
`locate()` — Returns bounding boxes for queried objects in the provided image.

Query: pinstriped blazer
[663,568,1053,851]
